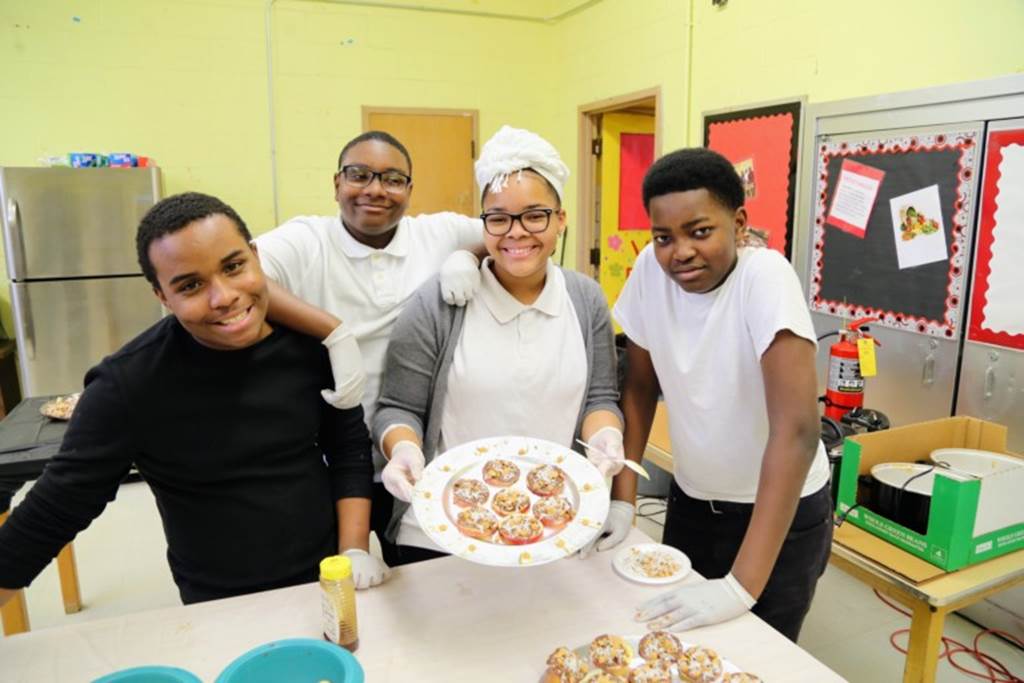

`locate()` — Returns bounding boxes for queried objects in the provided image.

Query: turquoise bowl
[215,638,364,683]
[92,666,202,683]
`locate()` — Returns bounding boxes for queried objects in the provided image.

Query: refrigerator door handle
[16,285,36,361]
[921,353,935,387]
[983,366,996,401]
[3,197,27,278]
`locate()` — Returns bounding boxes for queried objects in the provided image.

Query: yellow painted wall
[0,0,558,335]
[2,0,1023,341]
[269,1,557,222]
[551,0,690,265]
[688,0,1024,143]
[0,0,272,336]
[0,0,272,227]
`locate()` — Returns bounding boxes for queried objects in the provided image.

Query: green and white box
[835,416,1024,571]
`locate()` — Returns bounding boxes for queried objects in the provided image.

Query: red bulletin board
[618,132,654,230]
[968,127,1024,350]
[705,102,801,258]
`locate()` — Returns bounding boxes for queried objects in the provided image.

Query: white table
[0,529,845,682]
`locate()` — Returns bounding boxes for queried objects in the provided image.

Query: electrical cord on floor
[636,496,667,528]
[873,588,1023,682]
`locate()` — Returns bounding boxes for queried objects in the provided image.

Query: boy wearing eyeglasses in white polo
[256,131,485,568]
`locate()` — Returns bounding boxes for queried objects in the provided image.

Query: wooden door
[365,109,477,217]
[598,112,656,316]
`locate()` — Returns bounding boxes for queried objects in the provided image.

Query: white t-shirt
[398,258,587,549]
[256,212,482,473]
[613,246,830,502]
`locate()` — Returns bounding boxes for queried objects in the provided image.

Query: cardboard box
[835,416,1024,571]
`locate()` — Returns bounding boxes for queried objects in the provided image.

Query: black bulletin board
[808,130,979,338]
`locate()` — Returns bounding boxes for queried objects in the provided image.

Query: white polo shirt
[398,258,587,549]
[256,212,482,472]
[439,258,587,452]
[613,246,830,502]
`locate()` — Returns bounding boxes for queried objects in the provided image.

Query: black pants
[392,544,448,565]
[177,565,319,605]
[370,482,449,567]
[370,482,401,567]
[662,482,832,642]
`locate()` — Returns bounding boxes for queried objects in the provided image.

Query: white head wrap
[474,125,569,202]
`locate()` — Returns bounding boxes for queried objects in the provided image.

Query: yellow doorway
[598,112,656,313]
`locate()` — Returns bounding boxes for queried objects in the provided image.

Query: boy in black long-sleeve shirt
[0,192,387,605]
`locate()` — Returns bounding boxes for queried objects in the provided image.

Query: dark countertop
[0,398,68,506]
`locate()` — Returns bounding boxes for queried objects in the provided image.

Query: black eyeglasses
[338,165,411,192]
[479,208,556,236]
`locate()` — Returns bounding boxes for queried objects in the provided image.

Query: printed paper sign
[734,158,756,199]
[826,160,885,237]
[889,185,948,269]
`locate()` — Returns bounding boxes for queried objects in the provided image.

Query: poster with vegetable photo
[889,184,948,269]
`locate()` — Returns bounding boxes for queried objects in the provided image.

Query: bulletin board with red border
[808,128,981,340]
[967,125,1024,350]
[703,100,802,259]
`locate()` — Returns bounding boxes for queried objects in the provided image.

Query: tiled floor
[3,484,1022,682]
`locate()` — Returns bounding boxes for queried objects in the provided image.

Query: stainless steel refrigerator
[0,167,165,397]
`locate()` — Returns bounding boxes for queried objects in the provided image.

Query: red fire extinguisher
[820,317,880,421]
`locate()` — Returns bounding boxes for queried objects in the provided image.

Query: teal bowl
[92,666,202,683]
[215,638,364,683]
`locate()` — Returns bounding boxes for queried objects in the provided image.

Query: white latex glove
[578,500,635,559]
[381,440,425,503]
[341,548,391,590]
[635,573,756,632]
[321,324,366,410]
[585,426,626,477]
[439,250,481,307]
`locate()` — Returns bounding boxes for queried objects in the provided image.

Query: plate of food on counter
[39,392,81,421]
[612,543,691,586]
[411,435,609,567]
[542,631,761,682]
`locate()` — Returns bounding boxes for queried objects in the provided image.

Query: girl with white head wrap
[475,125,570,204]
[374,125,633,563]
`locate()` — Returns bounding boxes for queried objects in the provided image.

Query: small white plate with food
[612,543,691,586]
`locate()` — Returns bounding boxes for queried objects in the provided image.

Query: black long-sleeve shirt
[0,317,372,603]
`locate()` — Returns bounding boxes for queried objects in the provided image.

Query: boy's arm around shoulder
[253,216,324,293]
[265,280,340,341]
[0,363,137,593]
[256,219,341,341]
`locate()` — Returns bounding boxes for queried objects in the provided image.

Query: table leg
[902,602,945,683]
[0,588,30,635]
[0,509,31,635]
[56,543,82,614]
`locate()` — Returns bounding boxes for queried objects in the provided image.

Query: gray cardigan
[373,268,622,542]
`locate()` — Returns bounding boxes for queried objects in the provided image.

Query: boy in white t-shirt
[613,148,832,642]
